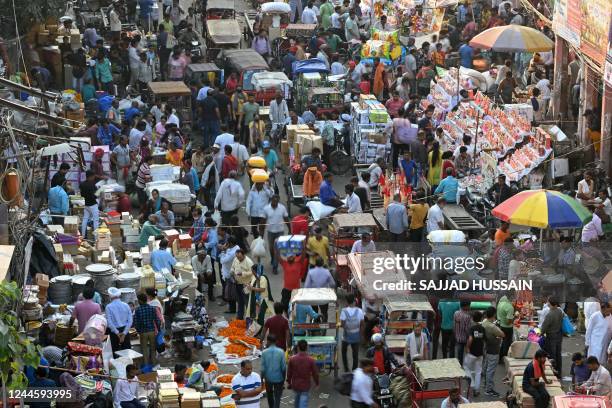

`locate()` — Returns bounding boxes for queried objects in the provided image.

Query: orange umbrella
[469,24,554,52]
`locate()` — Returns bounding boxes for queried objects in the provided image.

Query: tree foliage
[0,0,66,39]
[0,281,40,390]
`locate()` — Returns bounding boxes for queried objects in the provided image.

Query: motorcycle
[373,372,396,408]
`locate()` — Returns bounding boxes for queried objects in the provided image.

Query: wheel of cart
[409,359,469,408]
[289,288,339,378]
[381,294,435,356]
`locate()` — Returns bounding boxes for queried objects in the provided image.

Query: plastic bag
[156,330,166,353]
[561,314,575,335]
[82,314,107,346]
[306,201,336,221]
[250,237,267,258]
[102,338,113,374]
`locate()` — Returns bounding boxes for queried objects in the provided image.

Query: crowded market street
[0,0,612,407]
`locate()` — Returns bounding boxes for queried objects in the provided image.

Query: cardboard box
[359,94,377,109]
[178,234,192,249]
[367,133,388,144]
[280,140,289,153]
[300,134,323,155]
[281,151,290,167]
[163,229,180,246]
[286,124,310,144]
[137,372,158,383]
[295,129,315,144]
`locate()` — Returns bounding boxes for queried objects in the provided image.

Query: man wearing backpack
[341,294,365,372]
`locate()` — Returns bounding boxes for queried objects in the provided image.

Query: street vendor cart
[382,294,435,354]
[289,288,339,378]
[205,19,242,62]
[409,359,468,408]
[330,213,378,253]
[148,81,192,128]
[185,63,224,87]
[251,71,292,106]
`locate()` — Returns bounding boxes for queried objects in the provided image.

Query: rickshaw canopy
[292,58,330,76]
[290,288,337,306]
[426,229,466,243]
[308,87,340,96]
[223,49,270,71]
[186,63,222,74]
[383,294,434,314]
[252,72,292,91]
[206,0,235,10]
[148,81,191,97]
[207,20,242,45]
[332,213,377,229]
[413,358,466,382]
[261,1,291,13]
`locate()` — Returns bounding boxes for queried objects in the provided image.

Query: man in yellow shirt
[408,193,429,242]
[306,227,329,266]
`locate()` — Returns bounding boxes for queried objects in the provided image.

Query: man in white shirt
[441,388,470,408]
[367,158,384,190]
[351,232,376,253]
[263,195,289,274]
[196,81,211,101]
[114,364,143,408]
[344,184,362,213]
[214,132,236,153]
[191,250,213,298]
[331,6,344,29]
[535,72,551,118]
[427,197,446,233]
[214,170,245,225]
[585,356,612,399]
[350,359,376,406]
[231,359,265,408]
[301,1,318,24]
[582,208,603,243]
[269,93,289,130]
[330,54,346,76]
[128,121,147,150]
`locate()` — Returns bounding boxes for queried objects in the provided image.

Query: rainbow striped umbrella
[469,25,554,52]
[492,190,592,229]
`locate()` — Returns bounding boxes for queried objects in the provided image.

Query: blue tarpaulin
[292,58,330,78]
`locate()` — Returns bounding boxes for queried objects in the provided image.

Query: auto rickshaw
[205,0,236,20]
[185,63,224,87]
[292,58,331,113]
[381,294,435,355]
[205,19,242,62]
[251,71,292,105]
[221,49,270,99]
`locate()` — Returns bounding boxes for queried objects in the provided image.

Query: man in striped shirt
[453,300,473,365]
[135,156,153,212]
[231,361,265,407]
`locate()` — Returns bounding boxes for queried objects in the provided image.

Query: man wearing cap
[215,170,245,225]
[106,287,133,352]
[427,197,446,233]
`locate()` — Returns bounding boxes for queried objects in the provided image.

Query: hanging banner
[552,0,581,47]
[580,1,612,66]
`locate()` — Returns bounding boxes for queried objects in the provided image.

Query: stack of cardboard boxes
[350,94,394,164]
[285,124,324,166]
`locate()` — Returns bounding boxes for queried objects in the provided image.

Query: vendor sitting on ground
[522,349,552,408]
[584,356,612,398]
[156,200,176,229]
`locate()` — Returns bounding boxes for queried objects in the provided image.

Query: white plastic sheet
[306,201,336,221]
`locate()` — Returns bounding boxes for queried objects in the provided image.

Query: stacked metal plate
[85,264,116,301]
[48,275,73,304]
[119,287,137,304]
[71,275,93,302]
[116,272,141,291]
